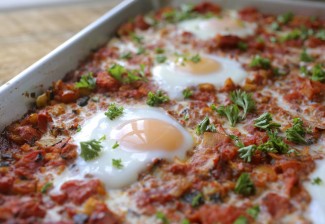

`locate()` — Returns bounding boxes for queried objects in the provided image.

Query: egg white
[178,17,256,40]
[151,55,249,99]
[51,106,193,190]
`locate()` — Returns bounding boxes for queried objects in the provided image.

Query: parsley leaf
[270,22,280,31]
[76,125,81,132]
[254,112,281,130]
[105,103,124,120]
[234,173,255,196]
[41,182,53,194]
[286,118,307,144]
[238,145,257,163]
[249,55,271,69]
[258,131,289,154]
[190,54,201,63]
[247,205,260,219]
[108,64,144,84]
[277,12,294,24]
[112,141,119,149]
[131,33,143,44]
[237,42,248,51]
[230,90,255,119]
[156,212,169,224]
[195,116,216,135]
[300,49,314,62]
[155,48,165,54]
[181,219,190,224]
[234,216,248,224]
[156,55,167,63]
[137,46,146,55]
[120,52,132,60]
[316,29,325,40]
[80,139,103,161]
[108,64,126,82]
[280,29,301,42]
[230,135,245,148]
[312,177,322,185]
[146,90,169,106]
[162,4,198,23]
[212,104,240,127]
[310,64,325,82]
[75,73,96,89]
[182,88,193,99]
[112,159,123,169]
[191,192,204,207]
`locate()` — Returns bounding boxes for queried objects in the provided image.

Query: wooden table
[0,0,120,86]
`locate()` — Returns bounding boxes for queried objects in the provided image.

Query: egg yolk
[176,57,221,75]
[112,118,184,152]
[201,17,244,31]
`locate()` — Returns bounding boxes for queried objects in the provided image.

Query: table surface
[0,0,120,86]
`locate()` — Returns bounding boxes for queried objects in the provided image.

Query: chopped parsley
[230,135,245,148]
[309,64,325,82]
[155,48,165,54]
[254,112,281,130]
[181,219,190,224]
[76,125,81,132]
[237,42,248,51]
[156,55,167,64]
[238,145,257,163]
[112,159,123,169]
[105,103,124,120]
[234,216,248,224]
[75,73,96,89]
[195,116,216,135]
[120,51,132,60]
[312,177,323,185]
[182,88,193,99]
[108,64,144,84]
[277,12,294,25]
[191,192,204,207]
[131,33,143,44]
[258,131,289,154]
[249,55,271,69]
[162,4,198,23]
[234,173,255,196]
[190,54,201,63]
[146,90,169,106]
[98,135,106,141]
[156,211,169,224]
[112,141,119,149]
[41,182,53,194]
[270,22,280,31]
[316,29,325,40]
[300,49,314,62]
[80,139,103,161]
[286,118,308,144]
[137,46,146,55]
[230,90,255,119]
[280,29,301,42]
[212,104,240,127]
[247,205,260,219]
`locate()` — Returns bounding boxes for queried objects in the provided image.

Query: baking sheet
[0,0,324,130]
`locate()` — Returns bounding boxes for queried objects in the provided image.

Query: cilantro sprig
[235,173,255,196]
[75,73,96,89]
[146,90,169,106]
[80,138,103,161]
[195,116,216,135]
[286,118,308,144]
[254,112,281,130]
[105,103,124,120]
[230,90,255,119]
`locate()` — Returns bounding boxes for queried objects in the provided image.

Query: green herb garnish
[155,48,165,54]
[316,29,325,40]
[230,90,255,119]
[108,64,144,84]
[247,205,260,219]
[181,219,190,224]
[191,192,204,207]
[310,64,325,82]
[112,141,119,149]
[41,182,53,194]
[112,159,123,169]
[234,173,255,196]
[182,88,193,99]
[212,104,240,127]
[131,33,143,44]
[238,145,257,163]
[190,54,201,63]
[250,55,271,69]
[120,52,132,60]
[156,211,169,224]
[258,131,289,154]
[80,139,103,161]
[105,103,124,120]
[75,73,96,89]
[156,55,167,64]
[277,12,294,24]
[146,90,169,106]
[195,116,216,135]
[312,177,323,185]
[237,42,248,51]
[234,216,248,224]
[286,118,308,144]
[254,112,281,130]
[300,49,314,62]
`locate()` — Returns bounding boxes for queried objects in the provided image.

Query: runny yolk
[112,118,184,152]
[176,57,221,75]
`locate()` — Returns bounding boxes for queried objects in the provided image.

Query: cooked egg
[52,107,193,189]
[152,55,249,99]
[178,17,256,40]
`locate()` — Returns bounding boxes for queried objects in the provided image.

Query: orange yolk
[112,119,184,152]
[176,57,221,75]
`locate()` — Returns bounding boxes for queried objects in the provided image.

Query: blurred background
[0,0,120,85]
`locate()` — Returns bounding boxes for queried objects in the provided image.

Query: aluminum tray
[0,0,324,130]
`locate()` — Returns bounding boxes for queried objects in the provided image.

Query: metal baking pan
[0,0,324,131]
